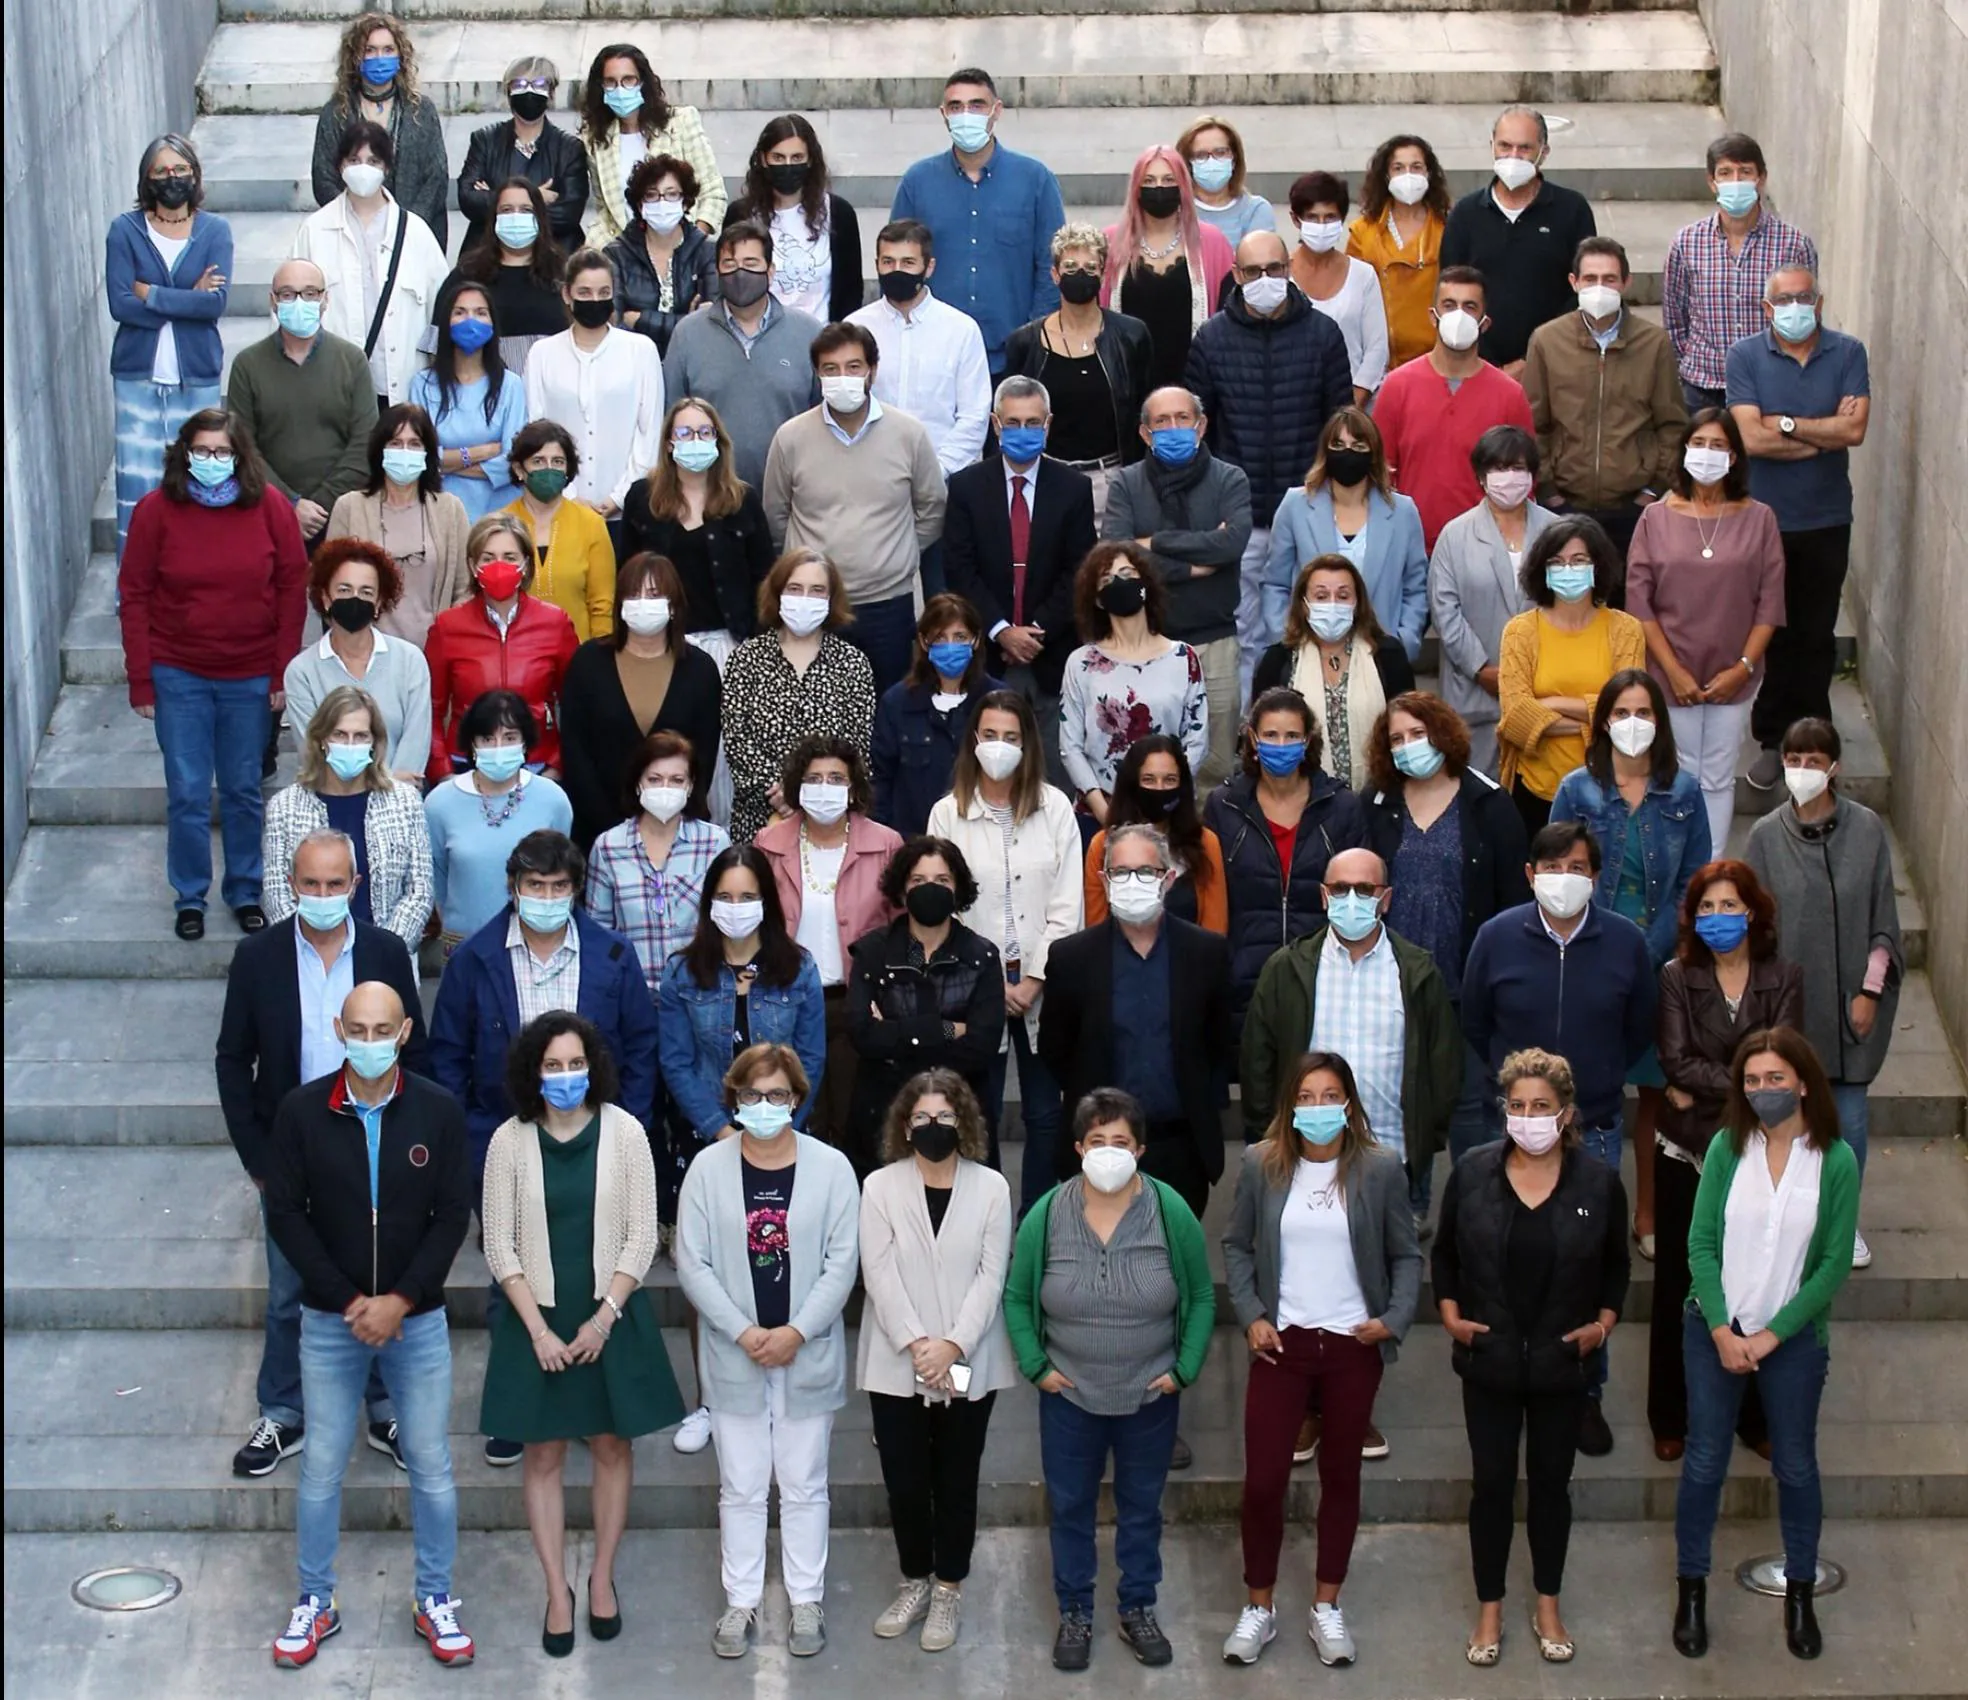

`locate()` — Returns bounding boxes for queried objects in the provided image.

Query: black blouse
[1042,350,1118,463]
[1124,258,1193,392]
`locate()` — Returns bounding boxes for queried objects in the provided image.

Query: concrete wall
[1700,0,1968,1061]
[1,0,218,882]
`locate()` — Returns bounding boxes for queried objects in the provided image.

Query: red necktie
[1010,474,1031,627]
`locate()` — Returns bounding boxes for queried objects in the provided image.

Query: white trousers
[708,1367,835,1609]
[1236,526,1275,704]
[1668,696,1755,855]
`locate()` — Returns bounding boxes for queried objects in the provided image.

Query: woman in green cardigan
[1004,1086,1214,1675]
[1673,1025,1859,1664]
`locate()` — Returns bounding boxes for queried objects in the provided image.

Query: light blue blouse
[408,368,527,523]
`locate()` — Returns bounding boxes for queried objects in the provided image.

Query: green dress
[1614,823,1668,1089]
[478,1115,685,1443]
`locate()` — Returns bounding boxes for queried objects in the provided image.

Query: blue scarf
[185,478,240,509]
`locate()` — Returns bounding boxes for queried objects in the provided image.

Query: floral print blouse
[1058,640,1209,798]
[721,630,877,844]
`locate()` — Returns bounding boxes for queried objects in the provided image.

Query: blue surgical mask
[540,1069,590,1112]
[946,112,991,153]
[449,316,495,353]
[672,438,720,473]
[474,743,526,781]
[1546,563,1596,602]
[1715,181,1759,217]
[494,211,538,250]
[927,640,974,679]
[603,85,644,119]
[1150,426,1199,466]
[998,424,1047,465]
[1190,156,1235,194]
[1325,891,1381,941]
[1694,911,1751,953]
[359,53,400,86]
[324,741,373,781]
[189,453,236,488]
[1771,301,1818,342]
[1392,738,1445,780]
[296,891,351,930]
[1293,1104,1349,1146]
[515,894,573,933]
[737,1100,794,1138]
[343,1034,401,1080]
[1256,739,1306,777]
[1305,602,1355,643]
[380,446,427,485]
[276,298,323,339]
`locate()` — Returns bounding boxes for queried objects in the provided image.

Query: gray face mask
[1746,1086,1800,1129]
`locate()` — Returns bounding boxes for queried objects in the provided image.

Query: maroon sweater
[118,487,309,707]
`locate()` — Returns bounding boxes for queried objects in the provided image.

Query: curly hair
[1358,132,1451,222]
[581,42,671,139]
[1363,691,1472,793]
[780,733,873,818]
[627,152,699,216]
[159,408,267,506]
[1073,541,1168,643]
[878,836,979,914]
[880,1068,992,1164]
[505,1010,620,1125]
[333,12,420,111]
[1498,1047,1581,1145]
[308,536,404,618]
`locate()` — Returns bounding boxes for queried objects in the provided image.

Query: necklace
[1048,314,1097,357]
[799,822,843,894]
[1693,502,1725,560]
[1138,228,1183,261]
[474,775,524,827]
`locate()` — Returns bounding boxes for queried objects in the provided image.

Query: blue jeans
[987,1017,1064,1216]
[150,663,270,911]
[1577,1118,1623,1399]
[1675,1307,1828,1580]
[260,1197,390,1428]
[1831,1081,1869,1182]
[297,1305,457,1603]
[1040,1390,1181,1615]
[843,593,920,699]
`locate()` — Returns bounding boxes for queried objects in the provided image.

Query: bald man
[226,256,378,540]
[263,979,475,1669]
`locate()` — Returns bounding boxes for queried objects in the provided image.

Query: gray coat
[1101,450,1253,646]
[1745,794,1902,1084]
[1221,1142,1423,1363]
[1426,499,1556,762]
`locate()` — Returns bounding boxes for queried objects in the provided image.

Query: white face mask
[620,596,671,635]
[1576,283,1621,320]
[1241,275,1289,315]
[799,780,850,825]
[1505,1113,1564,1156]
[780,592,830,637]
[820,374,867,413]
[640,783,690,822]
[710,897,764,939]
[1534,871,1594,920]
[1297,218,1346,253]
[1081,1146,1138,1194]
[641,199,685,234]
[1436,307,1481,352]
[1105,869,1166,927]
[1493,154,1540,192]
[1683,444,1732,486]
[1608,716,1657,758]
[1784,765,1832,806]
[974,740,1023,781]
[1388,170,1430,207]
[342,161,386,198]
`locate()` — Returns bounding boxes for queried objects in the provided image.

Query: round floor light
[1735,1554,1847,1597]
[71,1567,182,1612]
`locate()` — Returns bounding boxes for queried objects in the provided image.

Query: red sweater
[118,487,309,708]
[424,593,580,781]
[1372,355,1535,550]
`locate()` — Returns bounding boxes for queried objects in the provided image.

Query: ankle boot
[1672,1576,1707,1658]
[1784,1578,1821,1659]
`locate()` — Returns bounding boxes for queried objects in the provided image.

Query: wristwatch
[459,445,474,468]
[1779,415,1797,436]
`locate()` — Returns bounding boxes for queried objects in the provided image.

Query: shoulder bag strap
[363,206,410,359]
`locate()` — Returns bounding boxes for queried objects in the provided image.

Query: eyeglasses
[1239,263,1291,281]
[1107,870,1164,888]
[644,188,686,203]
[1768,290,1819,307]
[671,425,718,442]
[149,167,195,182]
[1190,148,1234,163]
[274,288,326,304]
[1325,882,1383,900]
[603,75,641,89]
[509,78,551,94]
[736,1088,796,1108]
[187,446,233,461]
[909,1113,960,1130]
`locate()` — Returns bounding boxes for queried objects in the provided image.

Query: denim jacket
[1549,763,1711,966]
[657,949,828,1140]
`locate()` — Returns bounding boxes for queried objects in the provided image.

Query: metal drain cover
[71,1567,182,1612]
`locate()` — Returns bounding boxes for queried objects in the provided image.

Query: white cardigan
[288,192,450,404]
[856,1156,1018,1402]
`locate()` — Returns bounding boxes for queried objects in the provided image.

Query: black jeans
[869,1390,997,1583]
[1462,1380,1584,1601]
[1751,523,1852,748]
[1553,502,1642,587]
[1511,779,1552,840]
[1140,1120,1210,1221]
[1648,1150,1766,1447]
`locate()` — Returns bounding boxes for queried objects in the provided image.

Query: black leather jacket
[605,222,720,356]
[1002,309,1154,466]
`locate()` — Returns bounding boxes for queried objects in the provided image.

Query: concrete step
[224,0,1701,18]
[6,1317,1962,1532]
[195,14,1719,115]
[186,102,1728,214]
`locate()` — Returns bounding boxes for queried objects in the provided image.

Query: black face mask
[328,595,377,633]
[910,1120,961,1162]
[1146,787,1182,815]
[1057,270,1101,306]
[152,176,195,211]
[1098,578,1147,618]
[569,296,615,328]
[719,268,771,309]
[765,161,810,195]
[1137,184,1182,220]
[905,883,958,927]
[508,92,550,123]
[1324,446,1373,487]
[878,269,924,304]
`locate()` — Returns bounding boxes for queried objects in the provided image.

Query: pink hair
[1105,145,1205,296]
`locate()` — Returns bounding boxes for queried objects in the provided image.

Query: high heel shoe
[588,1576,622,1641]
[1785,1578,1821,1660]
[543,1587,575,1658]
[1672,1576,1707,1658]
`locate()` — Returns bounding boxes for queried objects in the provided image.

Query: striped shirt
[1309,925,1408,1159]
[1662,210,1820,391]
[507,911,581,1026]
[584,816,730,997]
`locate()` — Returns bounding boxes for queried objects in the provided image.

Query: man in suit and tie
[215,828,429,1478]
[943,375,1098,786]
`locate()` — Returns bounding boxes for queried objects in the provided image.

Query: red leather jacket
[424,594,579,782]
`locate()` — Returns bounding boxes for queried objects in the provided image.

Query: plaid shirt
[507,911,580,1026]
[583,816,730,997]
[1308,925,1409,1160]
[1662,210,1820,390]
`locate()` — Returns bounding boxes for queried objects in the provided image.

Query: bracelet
[1739,655,1754,673]
[530,1325,549,1342]
[459,446,473,469]
[603,1293,626,1323]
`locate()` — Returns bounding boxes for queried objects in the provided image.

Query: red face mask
[476,560,525,602]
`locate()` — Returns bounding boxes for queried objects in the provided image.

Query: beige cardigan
[854,1155,1019,1402]
[481,1103,659,1308]
[324,486,474,634]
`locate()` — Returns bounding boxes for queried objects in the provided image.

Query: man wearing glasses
[457,55,589,249]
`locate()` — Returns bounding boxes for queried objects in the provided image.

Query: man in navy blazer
[214,829,428,1478]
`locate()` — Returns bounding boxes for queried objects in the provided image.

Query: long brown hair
[738,113,831,241]
[159,408,268,506]
[612,552,686,651]
[880,1068,992,1165]
[1257,1051,1378,1195]
[645,396,747,521]
[1073,541,1168,644]
[580,42,672,139]
[1303,405,1397,505]
[1280,554,1391,652]
[1675,858,1780,967]
[457,177,566,293]
[332,12,420,112]
[949,689,1047,824]
[1723,1027,1841,1154]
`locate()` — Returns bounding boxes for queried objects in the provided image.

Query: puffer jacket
[606,222,720,356]
[1185,284,1356,517]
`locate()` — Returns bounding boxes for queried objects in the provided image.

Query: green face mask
[524,466,569,501]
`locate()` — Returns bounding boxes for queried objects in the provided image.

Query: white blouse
[1305,256,1391,393]
[1277,1157,1369,1332]
[1720,1132,1824,1334]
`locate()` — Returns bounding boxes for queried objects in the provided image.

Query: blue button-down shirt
[296,918,357,1085]
[1111,922,1181,1121]
[1724,325,1869,531]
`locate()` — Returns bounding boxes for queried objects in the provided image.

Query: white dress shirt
[523,325,664,509]
[1721,1132,1824,1334]
[848,287,992,475]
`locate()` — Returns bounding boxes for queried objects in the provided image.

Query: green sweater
[225,331,378,513]
[1004,1177,1215,1391]
[1688,1129,1859,1347]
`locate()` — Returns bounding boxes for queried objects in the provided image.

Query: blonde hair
[297,684,394,792]
[333,12,419,110]
[1497,1048,1581,1145]
[465,512,537,590]
[1050,221,1108,269]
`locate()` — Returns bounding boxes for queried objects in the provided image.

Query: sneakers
[1293,1414,1322,1466]
[1168,1432,1194,1470]
[1361,1423,1390,1460]
[1222,1603,1277,1664]
[234,1416,304,1478]
[712,1604,757,1658]
[788,1601,827,1657]
[483,1436,523,1467]
[414,1593,474,1665]
[366,1419,406,1470]
[1310,1602,1357,1666]
[1118,1605,1173,1666]
[1053,1608,1093,1671]
[1747,747,1783,791]
[271,1593,340,1667]
[1853,1230,1873,1269]
[674,1405,713,1454]
[874,1578,933,1639]
[1578,1397,1615,1457]
[921,1583,962,1653]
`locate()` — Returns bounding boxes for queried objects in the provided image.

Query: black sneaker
[1053,1608,1093,1671]
[1578,1398,1614,1457]
[1168,1432,1194,1471]
[1118,1606,1174,1667]
[484,1435,524,1467]
[366,1419,406,1470]
[233,1416,304,1477]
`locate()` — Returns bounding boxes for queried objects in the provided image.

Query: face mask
[1436,307,1481,352]
[1325,890,1381,941]
[541,1069,590,1112]
[1784,765,1831,806]
[523,467,568,501]
[360,53,400,87]
[821,374,868,413]
[1746,1086,1800,1128]
[711,897,764,939]
[1576,283,1621,320]
[1484,467,1535,508]
[603,85,644,119]
[1546,563,1596,602]
[1609,715,1657,757]
[1306,601,1355,643]
[189,453,236,488]
[974,739,1023,781]
[152,176,196,211]
[1298,218,1347,253]
[1149,426,1199,467]
[999,423,1046,464]
[737,1100,794,1138]
[324,740,374,780]
[1694,911,1750,954]
[640,783,690,821]
[672,438,720,473]
[1389,170,1430,206]
[719,268,771,309]
[1137,184,1182,220]
[799,780,850,824]
[1190,156,1234,193]
[909,1119,961,1161]
[509,91,550,123]
[474,743,526,781]
[1505,1112,1564,1155]
[569,296,615,329]
[343,1034,402,1080]
[1242,275,1289,315]
[276,299,323,339]
[766,161,810,195]
[1771,302,1818,342]
[927,639,974,679]
[877,268,925,305]
[1715,180,1760,217]
[779,592,830,636]
[342,161,386,199]
[1293,1104,1348,1147]
[297,891,351,930]
[1097,577,1147,617]
[620,596,671,635]
[905,882,958,926]
[642,198,686,234]
[475,559,525,602]
[1493,155,1539,192]
[946,113,992,153]
[516,893,573,933]
[1393,738,1445,780]
[1057,269,1101,306]
[1106,870,1166,927]
[1534,871,1594,920]
[1324,446,1372,487]
[1683,444,1732,485]
[449,315,495,353]
[381,446,427,485]
[1256,739,1306,777]
[1081,1146,1138,1194]
[495,211,538,250]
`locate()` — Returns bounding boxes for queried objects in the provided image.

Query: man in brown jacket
[1522,235,1687,565]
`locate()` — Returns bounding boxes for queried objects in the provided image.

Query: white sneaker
[921,1583,962,1653]
[789,1601,827,1657]
[673,1405,713,1453]
[1310,1602,1356,1666]
[1222,1603,1277,1665]
[874,1578,933,1638]
[1852,1231,1872,1269]
[712,1604,756,1658]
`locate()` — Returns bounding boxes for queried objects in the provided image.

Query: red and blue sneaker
[415,1593,475,1665]
[272,1593,339,1668]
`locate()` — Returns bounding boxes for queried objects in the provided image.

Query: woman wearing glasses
[457,56,589,250]
[605,157,720,356]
